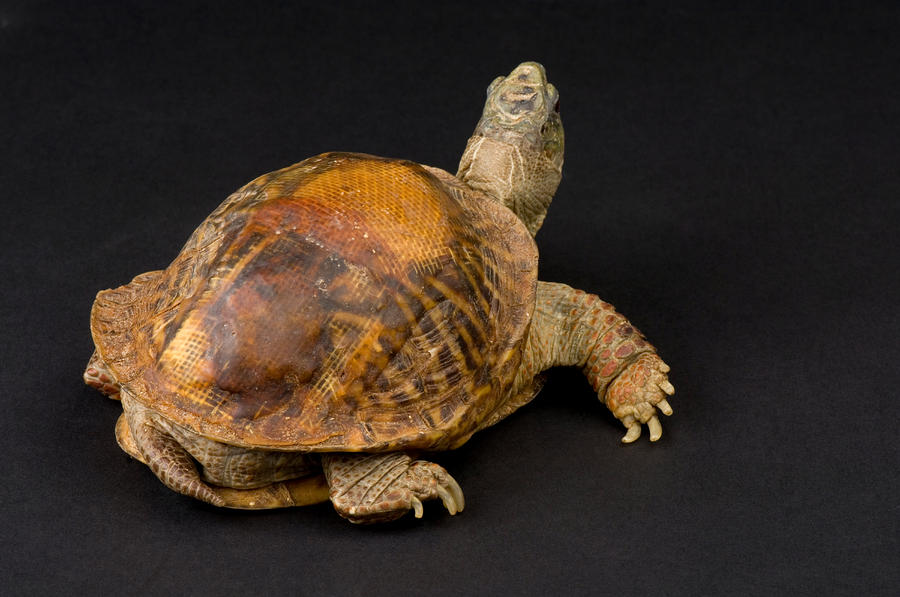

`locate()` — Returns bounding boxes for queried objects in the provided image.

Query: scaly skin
[114,408,331,509]
[322,453,464,524]
[514,282,675,442]
[122,394,225,507]
[83,350,121,399]
[458,62,563,236]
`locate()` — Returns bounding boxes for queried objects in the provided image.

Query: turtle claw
[437,485,457,515]
[411,496,424,518]
[410,460,465,517]
[621,419,642,443]
[648,415,662,441]
[450,475,465,512]
[657,398,673,416]
[437,473,465,515]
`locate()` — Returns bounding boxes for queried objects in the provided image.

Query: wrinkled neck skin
[457,135,562,237]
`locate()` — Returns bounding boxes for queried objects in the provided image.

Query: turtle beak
[509,61,547,85]
[495,62,548,117]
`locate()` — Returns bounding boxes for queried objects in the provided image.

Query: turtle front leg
[83,350,121,399]
[321,453,465,524]
[518,281,676,442]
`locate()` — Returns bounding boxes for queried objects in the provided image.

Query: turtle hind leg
[83,350,121,400]
[117,410,329,509]
[124,405,225,507]
[321,453,465,524]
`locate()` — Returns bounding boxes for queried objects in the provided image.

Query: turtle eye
[553,99,560,113]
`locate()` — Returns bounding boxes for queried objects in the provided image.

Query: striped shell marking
[90,153,538,451]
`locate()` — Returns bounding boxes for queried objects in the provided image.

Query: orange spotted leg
[520,282,675,443]
[83,350,121,399]
[321,453,465,524]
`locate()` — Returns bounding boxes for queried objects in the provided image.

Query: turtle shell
[91,153,538,451]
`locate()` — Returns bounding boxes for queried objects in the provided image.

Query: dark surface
[2,1,898,595]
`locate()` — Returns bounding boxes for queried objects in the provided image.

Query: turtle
[84,61,676,523]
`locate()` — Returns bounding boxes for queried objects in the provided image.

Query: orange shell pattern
[91,153,538,451]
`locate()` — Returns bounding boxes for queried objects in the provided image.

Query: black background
[2,1,898,595]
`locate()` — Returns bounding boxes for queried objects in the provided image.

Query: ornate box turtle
[85,62,675,523]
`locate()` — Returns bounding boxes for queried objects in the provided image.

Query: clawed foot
[605,353,675,443]
[402,460,465,520]
[324,453,465,524]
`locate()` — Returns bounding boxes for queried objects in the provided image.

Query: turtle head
[457,61,564,236]
[477,62,564,169]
